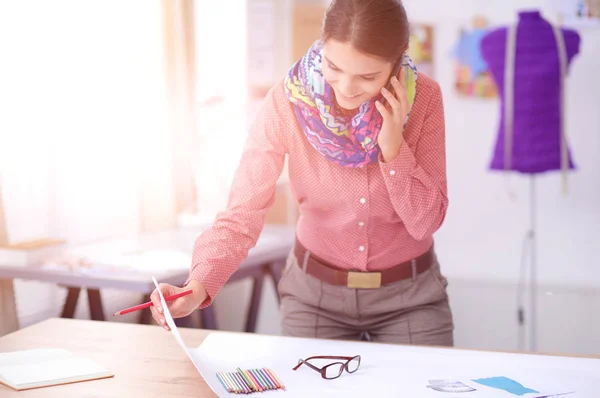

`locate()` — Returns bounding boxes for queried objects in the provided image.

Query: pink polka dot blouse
[189,73,448,307]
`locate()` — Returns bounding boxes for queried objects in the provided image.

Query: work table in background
[0,224,296,336]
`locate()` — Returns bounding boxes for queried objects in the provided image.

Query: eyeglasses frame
[292,355,361,380]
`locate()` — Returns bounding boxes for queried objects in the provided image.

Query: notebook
[0,348,113,391]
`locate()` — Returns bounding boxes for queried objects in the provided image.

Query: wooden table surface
[0,318,217,397]
[2,318,599,397]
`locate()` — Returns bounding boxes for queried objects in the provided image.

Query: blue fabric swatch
[450,28,489,76]
[472,376,539,396]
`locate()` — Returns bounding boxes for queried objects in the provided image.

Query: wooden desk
[0,318,216,397]
[2,318,599,397]
[0,224,295,335]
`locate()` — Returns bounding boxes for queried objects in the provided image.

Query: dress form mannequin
[481,10,580,175]
[479,10,581,352]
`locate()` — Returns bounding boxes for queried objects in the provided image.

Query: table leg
[87,289,106,321]
[61,287,81,318]
[138,294,152,324]
[245,271,265,333]
[0,279,19,336]
[174,314,197,328]
[200,306,218,330]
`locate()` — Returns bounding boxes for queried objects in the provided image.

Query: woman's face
[322,39,395,110]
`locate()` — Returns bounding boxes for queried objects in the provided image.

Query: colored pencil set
[216,367,285,394]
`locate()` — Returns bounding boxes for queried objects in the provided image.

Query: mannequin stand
[518,175,538,352]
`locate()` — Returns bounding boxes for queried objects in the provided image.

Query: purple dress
[480,11,581,174]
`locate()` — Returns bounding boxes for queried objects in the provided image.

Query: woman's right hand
[149,280,208,331]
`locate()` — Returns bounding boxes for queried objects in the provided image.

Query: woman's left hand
[375,68,409,162]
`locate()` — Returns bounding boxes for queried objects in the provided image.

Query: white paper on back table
[0,239,67,266]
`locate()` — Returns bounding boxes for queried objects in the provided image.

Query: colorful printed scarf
[284,40,417,168]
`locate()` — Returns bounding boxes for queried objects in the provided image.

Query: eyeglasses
[292,355,361,379]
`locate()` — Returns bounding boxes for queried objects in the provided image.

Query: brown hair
[321,0,410,63]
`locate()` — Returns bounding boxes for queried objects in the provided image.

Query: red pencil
[112,290,193,316]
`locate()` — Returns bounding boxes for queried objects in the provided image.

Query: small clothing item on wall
[480,11,581,179]
[452,27,489,77]
[450,22,497,98]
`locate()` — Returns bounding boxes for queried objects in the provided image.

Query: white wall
[407,0,600,355]
[401,0,600,290]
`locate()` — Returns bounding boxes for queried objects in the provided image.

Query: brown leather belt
[293,239,434,289]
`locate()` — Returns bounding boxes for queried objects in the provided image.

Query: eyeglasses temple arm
[292,358,323,373]
[305,355,356,361]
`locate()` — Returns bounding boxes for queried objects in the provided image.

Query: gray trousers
[277,249,454,346]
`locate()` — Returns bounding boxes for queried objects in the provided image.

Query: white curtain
[0,0,174,244]
[191,1,248,222]
[0,0,173,326]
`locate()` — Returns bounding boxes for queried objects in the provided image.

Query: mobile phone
[381,57,403,106]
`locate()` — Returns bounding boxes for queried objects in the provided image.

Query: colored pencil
[112,290,193,316]
[231,373,246,394]
[248,369,267,391]
[242,372,256,393]
[264,368,279,390]
[233,372,251,394]
[254,368,274,390]
[216,368,285,394]
[246,369,265,390]
[216,373,232,393]
[237,368,257,392]
[258,368,276,390]
[222,372,239,393]
[237,367,261,392]
[265,368,286,390]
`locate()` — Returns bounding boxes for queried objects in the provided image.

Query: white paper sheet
[193,332,599,397]
[151,276,207,380]
[151,277,600,397]
[100,250,191,271]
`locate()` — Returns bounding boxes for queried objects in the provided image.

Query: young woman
[150,0,453,346]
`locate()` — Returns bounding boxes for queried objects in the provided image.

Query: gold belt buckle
[347,271,382,289]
